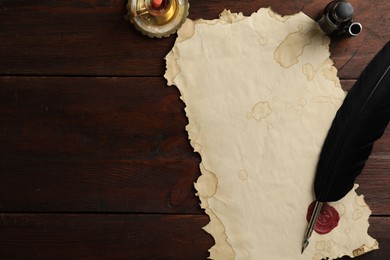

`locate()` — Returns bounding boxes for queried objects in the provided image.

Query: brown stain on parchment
[353,246,366,257]
[333,203,346,216]
[312,95,343,106]
[248,101,272,122]
[353,241,379,257]
[274,26,317,68]
[312,253,326,260]
[315,241,326,251]
[176,19,195,42]
[322,58,341,87]
[326,240,335,251]
[355,195,368,207]
[344,227,351,234]
[238,170,248,181]
[298,98,307,106]
[258,36,267,46]
[195,164,218,199]
[322,34,330,46]
[352,209,363,220]
[195,164,236,259]
[204,208,236,259]
[302,63,315,81]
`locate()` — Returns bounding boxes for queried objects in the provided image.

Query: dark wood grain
[0,159,202,214]
[0,214,388,260]
[0,214,214,259]
[1,0,389,78]
[0,76,193,160]
[1,0,389,259]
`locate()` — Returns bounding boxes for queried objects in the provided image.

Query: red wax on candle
[152,0,163,9]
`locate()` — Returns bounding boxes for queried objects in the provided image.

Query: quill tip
[301,239,309,254]
[301,201,323,254]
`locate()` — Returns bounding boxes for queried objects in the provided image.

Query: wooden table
[0,1,389,259]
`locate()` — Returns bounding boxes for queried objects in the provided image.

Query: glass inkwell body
[318,0,362,37]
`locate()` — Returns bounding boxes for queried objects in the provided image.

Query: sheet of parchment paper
[165,8,378,260]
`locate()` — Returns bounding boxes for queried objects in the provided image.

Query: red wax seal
[306,201,340,235]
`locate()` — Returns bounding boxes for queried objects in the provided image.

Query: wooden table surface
[0,1,389,259]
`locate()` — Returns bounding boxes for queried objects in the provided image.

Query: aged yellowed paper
[165,8,378,260]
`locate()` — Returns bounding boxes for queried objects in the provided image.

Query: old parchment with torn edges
[165,8,378,260]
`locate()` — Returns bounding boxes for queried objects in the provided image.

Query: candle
[152,0,163,9]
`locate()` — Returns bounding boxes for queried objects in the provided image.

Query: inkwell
[318,0,362,37]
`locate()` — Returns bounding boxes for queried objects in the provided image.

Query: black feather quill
[315,41,390,202]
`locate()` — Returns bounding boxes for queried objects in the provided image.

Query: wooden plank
[357,157,390,216]
[0,159,203,214]
[0,214,213,259]
[0,214,388,259]
[341,79,355,91]
[1,0,389,78]
[0,77,194,160]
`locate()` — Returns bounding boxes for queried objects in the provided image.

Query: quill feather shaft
[315,41,390,202]
[302,41,390,254]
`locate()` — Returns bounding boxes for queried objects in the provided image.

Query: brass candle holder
[126,0,189,38]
